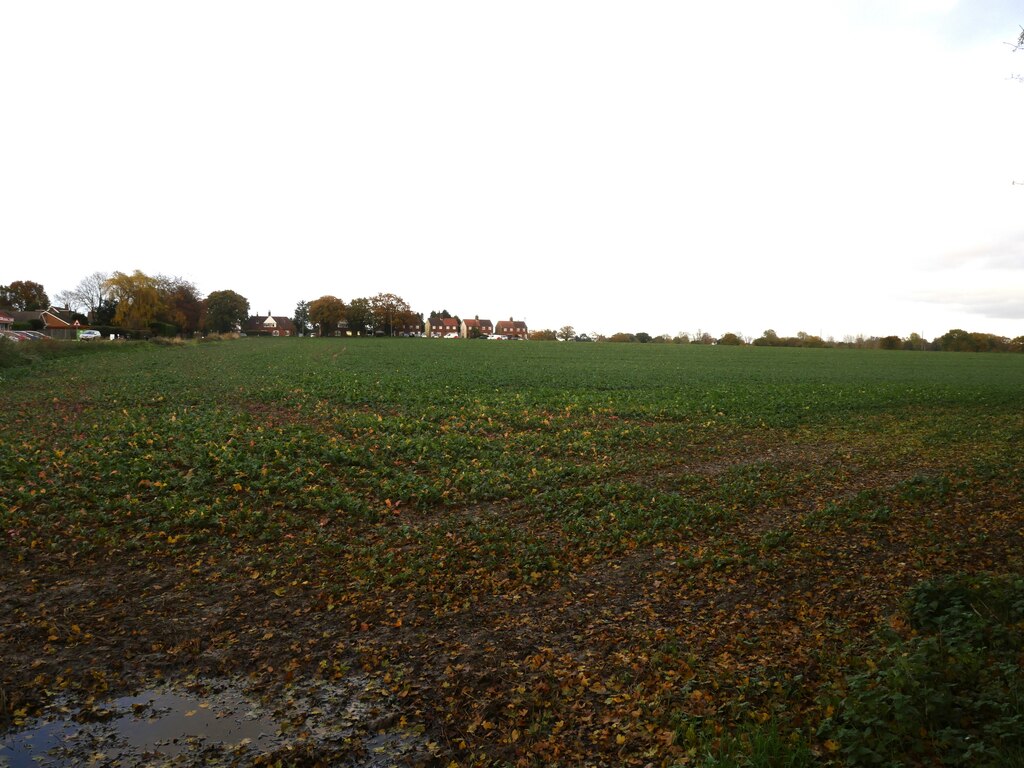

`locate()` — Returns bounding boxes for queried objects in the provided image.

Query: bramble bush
[823,572,1024,766]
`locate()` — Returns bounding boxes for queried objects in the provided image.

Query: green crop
[1,338,1022,765]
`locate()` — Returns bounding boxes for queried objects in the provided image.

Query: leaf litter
[2,340,1023,765]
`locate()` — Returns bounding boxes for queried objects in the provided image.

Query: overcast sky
[3,1,1023,340]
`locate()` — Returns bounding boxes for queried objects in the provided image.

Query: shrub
[675,718,815,768]
[198,332,241,343]
[0,336,119,368]
[823,573,1024,766]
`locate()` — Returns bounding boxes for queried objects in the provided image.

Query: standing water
[1,675,428,767]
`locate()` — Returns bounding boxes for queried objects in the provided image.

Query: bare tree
[1009,26,1024,55]
[1010,27,1023,183]
[58,272,110,319]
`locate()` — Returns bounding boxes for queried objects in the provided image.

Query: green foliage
[204,289,250,333]
[689,720,816,767]
[1,340,1022,764]
[0,279,49,311]
[155,275,202,334]
[309,295,346,336]
[148,321,179,338]
[368,292,415,336]
[717,332,745,346]
[936,328,1021,352]
[346,297,372,335]
[0,335,130,369]
[753,330,826,348]
[824,573,1024,766]
[293,300,311,335]
[149,336,187,347]
[94,297,118,326]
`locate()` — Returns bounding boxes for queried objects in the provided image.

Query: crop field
[2,338,1023,766]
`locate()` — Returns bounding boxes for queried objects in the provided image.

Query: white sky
[2,0,1023,340]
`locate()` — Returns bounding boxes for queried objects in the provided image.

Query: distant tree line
[2,274,422,340]
[298,293,419,337]
[2,272,249,337]
[593,328,1024,352]
[4,275,1023,351]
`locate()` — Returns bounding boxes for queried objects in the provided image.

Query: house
[9,307,78,339]
[460,316,493,338]
[425,317,460,338]
[0,312,13,331]
[392,319,423,336]
[245,312,298,337]
[494,318,529,339]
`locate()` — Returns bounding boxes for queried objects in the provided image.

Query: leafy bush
[701,722,815,767]
[0,335,134,369]
[150,336,186,347]
[198,332,240,342]
[0,336,63,368]
[823,573,1024,766]
[148,321,179,337]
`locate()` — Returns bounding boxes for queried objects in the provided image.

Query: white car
[79,330,102,340]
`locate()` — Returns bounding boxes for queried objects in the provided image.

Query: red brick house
[494,318,528,339]
[392,318,423,336]
[460,316,493,338]
[9,307,78,339]
[425,317,460,338]
[245,312,298,337]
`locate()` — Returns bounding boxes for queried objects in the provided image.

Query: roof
[495,319,528,333]
[8,309,75,328]
[245,314,297,332]
[42,307,75,328]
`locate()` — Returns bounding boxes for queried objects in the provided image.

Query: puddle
[0,720,79,768]
[1,683,280,767]
[1,676,430,767]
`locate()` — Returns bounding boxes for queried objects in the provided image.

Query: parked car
[0,330,21,342]
[79,330,102,340]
